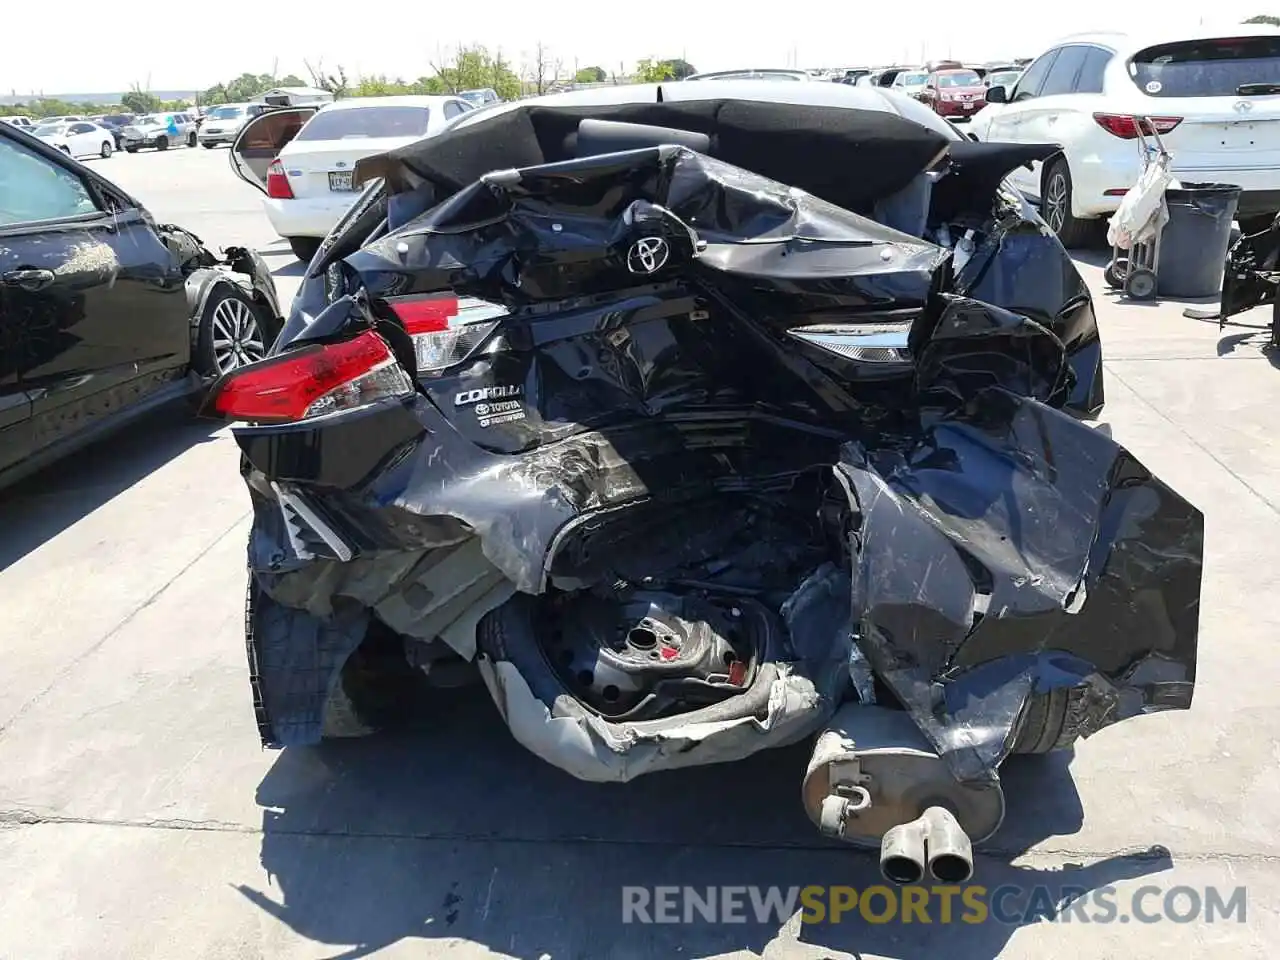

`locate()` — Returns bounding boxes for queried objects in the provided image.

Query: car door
[982,48,1062,192]
[0,126,192,455]
[67,122,96,157]
[229,107,320,192]
[1018,45,1092,181]
[919,74,939,110]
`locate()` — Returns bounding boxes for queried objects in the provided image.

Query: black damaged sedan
[213,81,1202,883]
[0,121,282,488]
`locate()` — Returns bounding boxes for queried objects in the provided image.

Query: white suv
[969,27,1280,246]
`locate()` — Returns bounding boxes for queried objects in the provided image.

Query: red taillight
[266,158,293,199]
[1092,113,1183,139]
[209,330,413,423]
[386,293,506,374]
[388,293,459,334]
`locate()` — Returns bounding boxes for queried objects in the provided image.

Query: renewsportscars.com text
[621,884,1247,926]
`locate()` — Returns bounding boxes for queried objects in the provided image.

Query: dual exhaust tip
[879,806,974,886]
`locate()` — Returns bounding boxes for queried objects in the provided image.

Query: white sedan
[29,120,115,159]
[229,95,476,261]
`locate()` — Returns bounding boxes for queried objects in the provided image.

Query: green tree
[664,58,696,80]
[574,65,607,83]
[121,87,160,113]
[634,58,674,83]
[432,44,522,98]
[1245,13,1280,22]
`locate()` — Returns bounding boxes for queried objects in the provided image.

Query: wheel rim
[1045,172,1068,233]
[210,297,266,373]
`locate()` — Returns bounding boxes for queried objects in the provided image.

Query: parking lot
[2,143,1280,958]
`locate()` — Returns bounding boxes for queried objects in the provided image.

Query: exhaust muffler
[801,704,1001,882]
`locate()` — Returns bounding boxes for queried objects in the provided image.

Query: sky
[1,0,1273,94]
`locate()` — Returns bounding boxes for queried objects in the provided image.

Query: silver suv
[119,111,199,152]
[198,102,270,148]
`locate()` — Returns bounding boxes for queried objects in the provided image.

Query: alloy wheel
[210,296,266,373]
[1045,173,1068,233]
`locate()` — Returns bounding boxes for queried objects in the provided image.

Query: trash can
[1158,182,1242,299]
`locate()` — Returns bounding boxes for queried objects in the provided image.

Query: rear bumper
[1074,154,1280,219]
[263,193,361,239]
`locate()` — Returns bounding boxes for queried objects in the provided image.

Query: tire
[287,236,323,263]
[1124,267,1158,301]
[125,145,139,153]
[1010,686,1090,754]
[187,131,197,147]
[1103,257,1128,289]
[100,140,112,159]
[194,283,279,377]
[201,142,215,149]
[1041,158,1095,248]
[244,577,397,741]
[156,136,169,151]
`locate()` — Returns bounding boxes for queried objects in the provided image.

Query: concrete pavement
[1,146,1278,958]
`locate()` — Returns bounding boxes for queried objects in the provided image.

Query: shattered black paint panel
[839,299,1201,781]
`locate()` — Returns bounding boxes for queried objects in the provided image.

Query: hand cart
[1104,118,1175,301]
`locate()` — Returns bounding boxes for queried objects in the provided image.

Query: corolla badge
[626,236,670,275]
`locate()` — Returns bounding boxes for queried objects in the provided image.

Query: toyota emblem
[626,236,670,275]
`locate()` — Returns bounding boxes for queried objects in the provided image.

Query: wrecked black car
[0,120,281,488]
[213,83,1203,884]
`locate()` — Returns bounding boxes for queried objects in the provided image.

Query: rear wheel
[287,236,323,262]
[1041,158,1095,248]
[156,136,169,151]
[1011,687,1090,754]
[187,131,197,147]
[100,140,112,159]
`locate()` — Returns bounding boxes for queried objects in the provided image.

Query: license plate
[1213,120,1278,149]
[328,171,355,192]
[964,102,975,110]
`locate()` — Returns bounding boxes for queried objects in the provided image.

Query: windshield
[1131,35,1280,97]
[937,71,982,87]
[295,106,432,141]
[900,73,927,87]
[987,71,1021,88]
[207,105,245,120]
[32,124,66,136]
[135,115,161,125]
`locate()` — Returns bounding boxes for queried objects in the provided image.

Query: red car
[917,68,989,120]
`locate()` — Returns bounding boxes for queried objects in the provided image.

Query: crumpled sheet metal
[351,144,948,316]
[259,536,516,661]
[478,659,821,783]
[836,300,1203,782]
[478,563,854,782]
